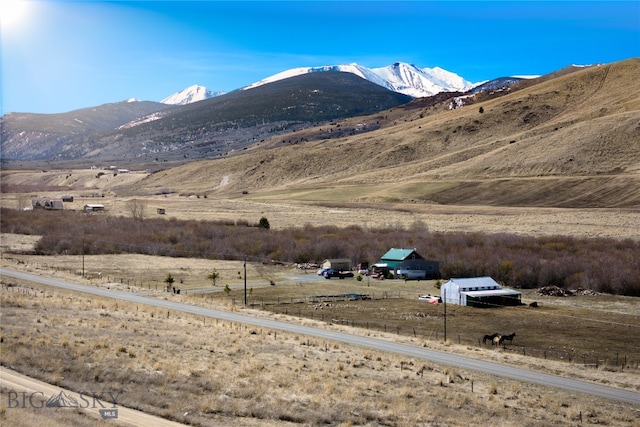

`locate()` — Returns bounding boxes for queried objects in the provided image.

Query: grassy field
[1,170,639,239]
[1,273,639,427]
[1,228,640,427]
[2,244,639,372]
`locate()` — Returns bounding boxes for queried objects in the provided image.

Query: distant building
[83,204,105,212]
[32,199,63,210]
[321,258,352,272]
[440,277,522,307]
[372,248,439,280]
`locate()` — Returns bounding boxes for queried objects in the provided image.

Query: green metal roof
[379,248,421,261]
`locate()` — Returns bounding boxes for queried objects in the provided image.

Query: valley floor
[2,191,640,240]
[1,168,639,240]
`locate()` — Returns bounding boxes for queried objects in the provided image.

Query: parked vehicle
[396,269,427,280]
[321,268,355,279]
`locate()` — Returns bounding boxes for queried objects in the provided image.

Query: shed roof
[445,277,500,289]
[323,258,352,264]
[379,248,423,261]
[462,288,521,298]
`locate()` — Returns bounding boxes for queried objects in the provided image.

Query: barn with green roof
[372,248,440,280]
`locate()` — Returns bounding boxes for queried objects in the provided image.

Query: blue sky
[1,1,638,114]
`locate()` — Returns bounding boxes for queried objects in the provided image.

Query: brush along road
[1,267,639,406]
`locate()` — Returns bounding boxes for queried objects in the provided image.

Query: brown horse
[483,333,499,345]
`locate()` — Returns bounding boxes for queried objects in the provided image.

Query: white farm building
[441,277,521,308]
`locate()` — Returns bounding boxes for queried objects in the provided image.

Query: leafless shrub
[126,199,146,221]
[2,207,639,295]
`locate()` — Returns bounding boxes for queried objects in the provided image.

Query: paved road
[2,267,639,406]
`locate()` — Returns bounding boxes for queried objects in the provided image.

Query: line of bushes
[2,208,639,296]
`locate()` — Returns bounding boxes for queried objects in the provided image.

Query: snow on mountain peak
[161,85,223,105]
[370,62,473,97]
[243,62,475,98]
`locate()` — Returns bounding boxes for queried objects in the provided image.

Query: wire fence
[253,295,640,372]
[3,264,638,372]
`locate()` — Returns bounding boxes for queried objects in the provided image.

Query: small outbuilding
[32,199,64,210]
[373,248,439,280]
[83,204,105,212]
[321,258,352,272]
[441,277,521,308]
[42,200,64,210]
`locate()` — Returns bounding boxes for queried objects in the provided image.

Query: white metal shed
[441,277,521,307]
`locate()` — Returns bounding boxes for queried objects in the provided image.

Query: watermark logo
[46,391,79,408]
[7,390,121,420]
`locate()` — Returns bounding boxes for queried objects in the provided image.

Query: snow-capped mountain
[371,63,475,97]
[165,63,476,104]
[161,85,223,105]
[243,62,476,98]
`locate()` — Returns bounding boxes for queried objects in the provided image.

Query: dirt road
[0,366,188,427]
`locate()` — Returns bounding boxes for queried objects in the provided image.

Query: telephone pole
[443,288,447,343]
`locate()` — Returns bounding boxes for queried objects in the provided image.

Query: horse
[492,335,502,346]
[499,332,516,345]
[483,333,499,345]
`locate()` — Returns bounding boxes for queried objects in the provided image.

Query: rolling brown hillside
[15,58,640,209]
[121,58,640,209]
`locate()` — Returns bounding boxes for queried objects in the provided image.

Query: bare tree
[127,199,146,221]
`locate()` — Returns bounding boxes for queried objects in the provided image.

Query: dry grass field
[1,272,639,427]
[0,173,639,239]
[1,234,640,425]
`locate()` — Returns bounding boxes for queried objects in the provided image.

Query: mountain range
[0,61,514,163]
[1,57,638,210]
[162,62,477,106]
[125,57,639,209]
[242,62,476,98]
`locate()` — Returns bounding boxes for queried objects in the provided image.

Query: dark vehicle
[322,269,355,279]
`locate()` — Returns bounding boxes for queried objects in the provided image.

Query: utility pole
[443,288,447,343]
[243,255,247,306]
[81,236,85,277]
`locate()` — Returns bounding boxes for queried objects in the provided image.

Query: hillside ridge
[127,58,640,208]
